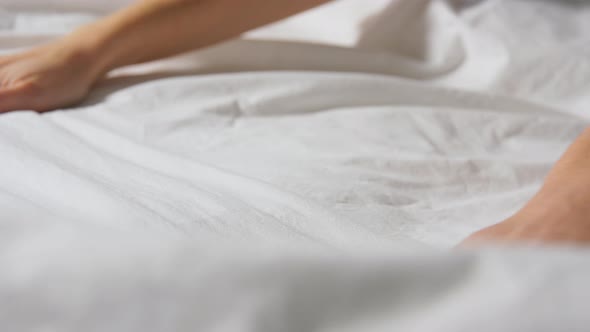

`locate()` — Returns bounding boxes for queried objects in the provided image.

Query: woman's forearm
[63,0,331,81]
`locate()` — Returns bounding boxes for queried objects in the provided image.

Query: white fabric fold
[0,0,589,330]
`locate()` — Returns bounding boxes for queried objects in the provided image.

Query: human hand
[0,42,99,113]
[460,128,590,247]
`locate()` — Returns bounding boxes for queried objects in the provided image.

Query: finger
[455,235,482,248]
[0,84,34,113]
[0,54,18,67]
[455,228,501,248]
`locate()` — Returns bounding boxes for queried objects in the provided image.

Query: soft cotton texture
[0,0,589,331]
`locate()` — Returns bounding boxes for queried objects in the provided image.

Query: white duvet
[1,0,590,331]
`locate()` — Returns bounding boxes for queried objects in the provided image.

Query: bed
[1,0,589,330]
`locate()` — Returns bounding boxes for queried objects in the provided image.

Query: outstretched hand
[460,128,590,247]
[0,43,97,113]
[0,0,336,114]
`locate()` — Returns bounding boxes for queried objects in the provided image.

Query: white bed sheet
[0,0,589,331]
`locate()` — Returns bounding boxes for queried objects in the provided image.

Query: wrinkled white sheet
[0,0,589,331]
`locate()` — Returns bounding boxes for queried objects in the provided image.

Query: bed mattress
[0,0,589,331]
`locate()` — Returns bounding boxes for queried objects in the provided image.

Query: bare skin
[0,0,588,246]
[461,128,590,246]
[0,0,332,112]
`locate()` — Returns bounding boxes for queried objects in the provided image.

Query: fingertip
[0,84,30,113]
